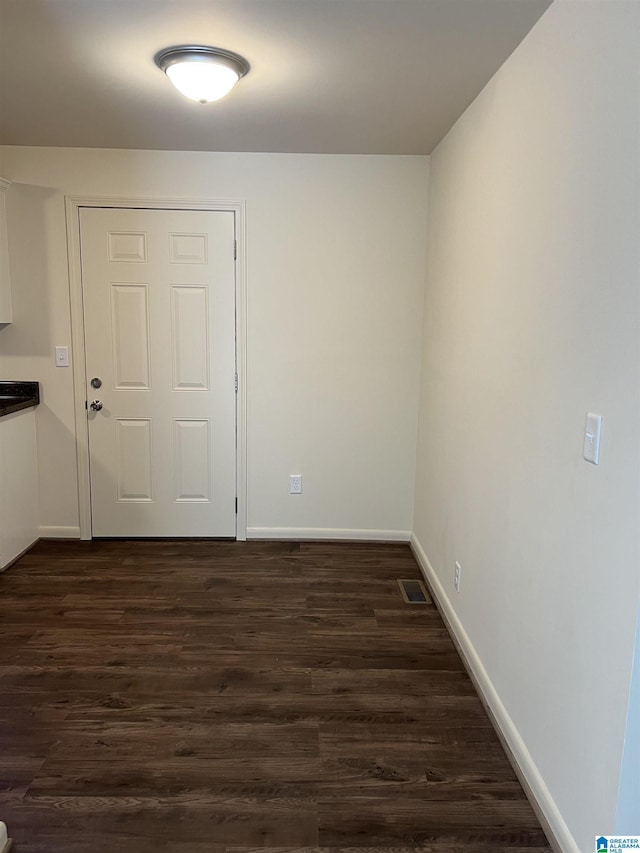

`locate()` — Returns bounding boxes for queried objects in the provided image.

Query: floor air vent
[397,578,429,604]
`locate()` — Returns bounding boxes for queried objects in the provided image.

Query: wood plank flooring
[0,540,551,853]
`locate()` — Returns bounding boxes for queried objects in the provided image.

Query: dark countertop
[0,381,40,418]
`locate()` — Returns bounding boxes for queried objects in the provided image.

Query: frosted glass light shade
[155,46,249,104]
[166,61,238,103]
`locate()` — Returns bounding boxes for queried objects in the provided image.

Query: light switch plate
[583,412,603,465]
[55,346,69,367]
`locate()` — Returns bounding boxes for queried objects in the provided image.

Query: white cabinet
[0,408,39,569]
[0,178,12,324]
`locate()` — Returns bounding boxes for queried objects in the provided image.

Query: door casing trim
[65,195,248,541]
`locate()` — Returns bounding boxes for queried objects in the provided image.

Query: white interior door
[80,207,236,537]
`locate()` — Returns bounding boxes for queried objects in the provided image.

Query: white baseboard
[410,533,577,853]
[246,527,411,542]
[38,525,81,539]
[38,526,409,543]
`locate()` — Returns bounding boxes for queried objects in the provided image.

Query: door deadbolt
[90,377,102,389]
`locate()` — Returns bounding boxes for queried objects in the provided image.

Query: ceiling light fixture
[155,45,249,104]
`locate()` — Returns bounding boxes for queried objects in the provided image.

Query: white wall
[615,608,640,831]
[412,2,640,850]
[0,148,428,539]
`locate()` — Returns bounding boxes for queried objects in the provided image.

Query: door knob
[89,400,103,412]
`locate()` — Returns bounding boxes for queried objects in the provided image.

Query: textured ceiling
[0,0,552,154]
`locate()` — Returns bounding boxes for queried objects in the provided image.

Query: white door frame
[65,195,248,541]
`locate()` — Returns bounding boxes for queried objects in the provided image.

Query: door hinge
[234,372,238,393]
[235,497,238,513]
[233,239,237,260]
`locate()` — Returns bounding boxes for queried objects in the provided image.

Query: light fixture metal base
[154,45,250,79]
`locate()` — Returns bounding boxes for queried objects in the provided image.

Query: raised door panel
[170,285,209,391]
[108,231,148,262]
[115,419,153,502]
[110,284,151,389]
[174,419,211,502]
[169,232,208,264]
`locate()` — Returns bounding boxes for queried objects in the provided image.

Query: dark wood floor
[0,539,551,853]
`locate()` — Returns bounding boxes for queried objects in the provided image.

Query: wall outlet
[454,561,461,593]
[290,474,302,494]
